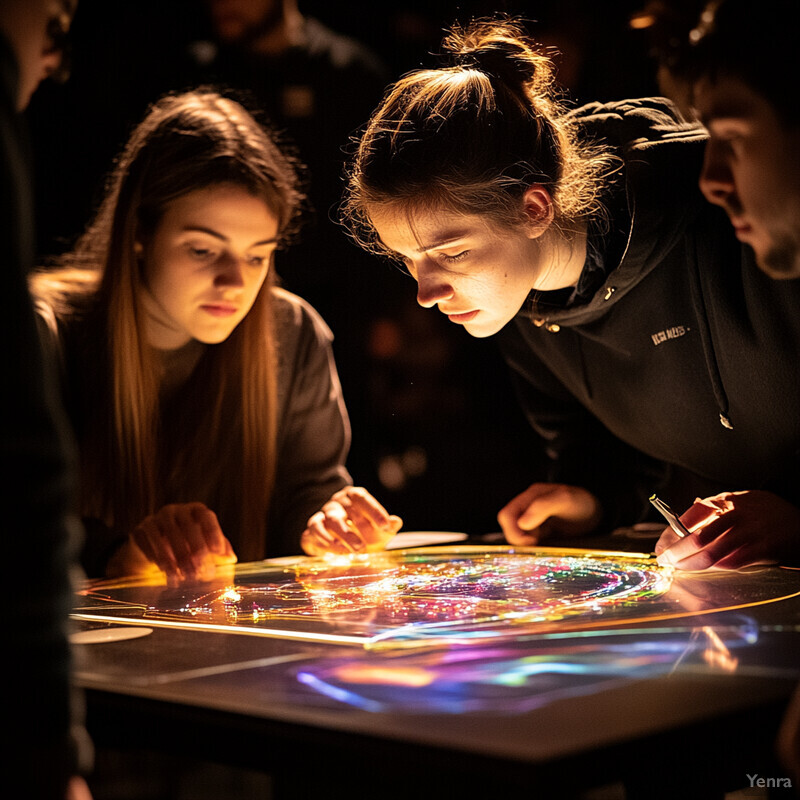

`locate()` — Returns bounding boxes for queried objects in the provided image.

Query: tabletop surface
[71,543,800,794]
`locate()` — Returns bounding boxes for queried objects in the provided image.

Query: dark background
[24,0,660,537]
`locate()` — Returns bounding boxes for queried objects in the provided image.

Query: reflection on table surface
[289,615,795,713]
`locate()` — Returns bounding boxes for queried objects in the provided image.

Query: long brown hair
[342,17,614,257]
[32,90,304,560]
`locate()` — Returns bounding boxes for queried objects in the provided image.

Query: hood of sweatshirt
[523,97,709,328]
[511,97,749,433]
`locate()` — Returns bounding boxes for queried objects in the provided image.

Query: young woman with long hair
[343,17,800,571]
[33,89,400,582]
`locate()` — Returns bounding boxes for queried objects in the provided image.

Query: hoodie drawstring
[575,334,593,402]
[687,246,734,430]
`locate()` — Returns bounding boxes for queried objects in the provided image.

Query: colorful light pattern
[176,551,670,628]
[73,547,800,649]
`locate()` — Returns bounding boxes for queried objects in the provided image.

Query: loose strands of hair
[342,17,614,259]
[442,18,556,115]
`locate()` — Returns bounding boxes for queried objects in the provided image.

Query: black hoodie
[496,98,800,531]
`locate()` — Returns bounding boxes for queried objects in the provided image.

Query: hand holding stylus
[653,490,800,570]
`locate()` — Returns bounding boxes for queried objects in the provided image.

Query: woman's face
[368,201,558,338]
[140,184,279,350]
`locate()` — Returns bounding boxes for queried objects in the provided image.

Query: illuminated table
[71,546,800,798]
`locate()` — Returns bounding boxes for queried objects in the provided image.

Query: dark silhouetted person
[0,1,92,797]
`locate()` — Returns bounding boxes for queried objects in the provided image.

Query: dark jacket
[496,98,800,530]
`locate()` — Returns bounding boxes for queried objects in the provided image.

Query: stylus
[649,493,691,539]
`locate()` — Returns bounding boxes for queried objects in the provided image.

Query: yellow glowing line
[69,612,366,646]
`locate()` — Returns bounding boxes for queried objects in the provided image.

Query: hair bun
[443,18,545,89]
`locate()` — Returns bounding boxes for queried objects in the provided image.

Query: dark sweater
[40,287,351,573]
[496,98,800,530]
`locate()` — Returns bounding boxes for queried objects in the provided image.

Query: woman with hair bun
[33,89,401,582]
[344,17,800,570]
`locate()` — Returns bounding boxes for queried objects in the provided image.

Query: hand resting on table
[498,482,602,546]
[301,486,403,556]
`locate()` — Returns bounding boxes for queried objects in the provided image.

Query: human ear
[522,185,555,239]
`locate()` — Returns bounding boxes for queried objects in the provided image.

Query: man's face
[695,74,800,279]
[0,0,75,110]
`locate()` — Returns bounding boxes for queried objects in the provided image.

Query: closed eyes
[187,244,217,261]
[185,244,270,268]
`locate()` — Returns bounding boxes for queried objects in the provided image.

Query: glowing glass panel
[73,546,800,649]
